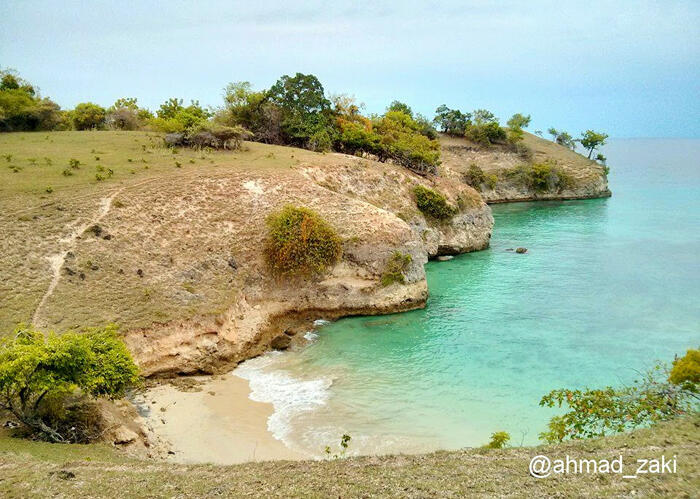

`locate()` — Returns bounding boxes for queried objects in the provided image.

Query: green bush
[0,324,140,443]
[380,251,412,286]
[669,349,700,393]
[505,162,574,193]
[539,360,696,444]
[464,121,507,146]
[485,431,511,449]
[414,185,457,219]
[264,205,342,277]
[71,102,106,130]
[0,69,63,131]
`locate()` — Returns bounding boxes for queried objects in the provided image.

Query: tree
[71,102,106,130]
[433,105,471,135]
[579,129,608,159]
[472,109,498,125]
[507,113,531,130]
[267,73,332,147]
[387,100,413,118]
[506,113,531,143]
[0,325,140,443]
[547,127,576,150]
[0,68,61,131]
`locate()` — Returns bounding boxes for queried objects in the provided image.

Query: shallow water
[236,139,700,456]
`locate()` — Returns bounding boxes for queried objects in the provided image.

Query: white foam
[233,353,332,443]
[313,319,331,327]
[303,331,319,342]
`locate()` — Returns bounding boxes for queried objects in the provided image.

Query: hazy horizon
[1,0,698,138]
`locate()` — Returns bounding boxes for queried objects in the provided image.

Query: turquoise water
[237,139,700,455]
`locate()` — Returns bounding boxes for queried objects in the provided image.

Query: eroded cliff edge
[24,130,611,377]
[31,151,491,376]
[440,132,611,203]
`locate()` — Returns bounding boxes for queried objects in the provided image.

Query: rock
[505,248,514,252]
[113,425,138,445]
[50,470,76,480]
[283,329,297,337]
[227,258,238,270]
[271,334,292,350]
[515,247,528,254]
[437,255,454,261]
[137,268,144,277]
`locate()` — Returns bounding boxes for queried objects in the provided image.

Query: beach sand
[139,374,308,464]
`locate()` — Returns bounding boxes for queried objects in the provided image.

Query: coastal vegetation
[413,185,457,219]
[539,349,699,443]
[380,252,413,286]
[0,325,139,443]
[264,205,342,277]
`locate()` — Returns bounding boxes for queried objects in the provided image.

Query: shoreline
[138,373,308,464]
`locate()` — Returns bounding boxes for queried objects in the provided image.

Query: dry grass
[0,414,697,497]
[440,132,607,188]
[0,131,324,333]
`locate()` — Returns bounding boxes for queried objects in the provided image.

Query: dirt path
[30,190,123,327]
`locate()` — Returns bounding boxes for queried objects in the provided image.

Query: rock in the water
[271,334,292,350]
[113,425,138,445]
[515,247,528,254]
[437,255,454,261]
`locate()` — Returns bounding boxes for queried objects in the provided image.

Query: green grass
[1,414,697,497]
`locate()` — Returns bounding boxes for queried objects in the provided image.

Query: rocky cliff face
[26,151,491,376]
[440,133,611,203]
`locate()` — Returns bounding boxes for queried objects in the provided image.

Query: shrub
[264,205,342,277]
[669,349,700,393]
[0,324,140,443]
[0,69,63,131]
[308,128,332,152]
[414,185,457,219]
[486,431,511,449]
[505,162,574,193]
[380,251,412,286]
[165,123,252,150]
[71,102,106,130]
[539,360,695,444]
[374,111,441,175]
[464,121,507,146]
[464,163,486,190]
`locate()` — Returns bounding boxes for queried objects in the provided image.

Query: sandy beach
[138,374,307,464]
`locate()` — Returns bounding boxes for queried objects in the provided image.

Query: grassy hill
[1,414,697,497]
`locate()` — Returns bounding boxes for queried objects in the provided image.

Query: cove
[236,139,700,456]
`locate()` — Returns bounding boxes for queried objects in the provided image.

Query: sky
[1,0,699,138]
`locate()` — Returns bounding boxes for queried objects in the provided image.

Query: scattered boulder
[437,255,454,261]
[227,258,238,270]
[271,334,292,350]
[112,425,138,445]
[515,247,528,254]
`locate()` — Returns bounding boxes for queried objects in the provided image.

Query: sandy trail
[31,191,121,327]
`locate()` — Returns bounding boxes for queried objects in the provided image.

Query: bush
[72,102,106,130]
[0,324,140,443]
[380,252,412,286]
[539,360,696,444]
[264,206,342,277]
[414,185,456,219]
[464,121,507,146]
[485,431,511,449]
[374,111,441,175]
[505,162,574,193]
[164,123,251,150]
[669,349,700,393]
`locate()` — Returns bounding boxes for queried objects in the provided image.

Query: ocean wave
[313,319,331,327]
[233,353,332,443]
[303,331,319,342]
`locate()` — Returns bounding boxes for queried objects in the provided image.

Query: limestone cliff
[440,133,611,203]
